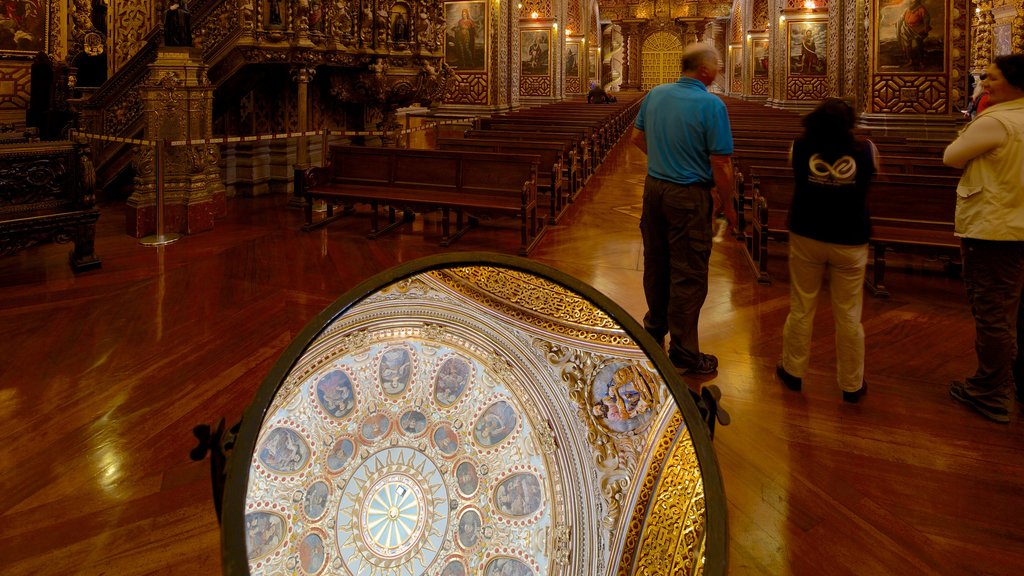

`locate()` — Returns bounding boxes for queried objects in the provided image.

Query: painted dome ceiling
[225,255,724,576]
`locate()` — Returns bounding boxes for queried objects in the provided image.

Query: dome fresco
[225,255,724,575]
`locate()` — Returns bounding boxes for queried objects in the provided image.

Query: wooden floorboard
[0,133,1021,575]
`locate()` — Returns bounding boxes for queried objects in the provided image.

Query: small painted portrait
[245,511,285,560]
[379,347,413,395]
[588,49,598,81]
[299,532,326,573]
[303,481,329,520]
[565,43,580,77]
[521,30,550,76]
[257,427,310,473]
[0,0,47,53]
[456,461,479,495]
[730,45,742,83]
[326,437,354,472]
[435,356,471,406]
[876,0,944,73]
[315,369,355,419]
[788,22,826,76]
[444,1,485,70]
[399,410,427,436]
[433,424,459,456]
[361,413,391,442]
[485,557,533,576]
[590,363,657,433]
[441,560,467,576]
[457,509,481,548]
[752,39,769,78]
[494,473,542,517]
[473,400,517,447]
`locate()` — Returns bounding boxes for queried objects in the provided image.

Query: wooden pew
[0,140,101,271]
[475,119,599,179]
[303,145,544,255]
[463,128,585,194]
[745,165,959,295]
[436,137,566,224]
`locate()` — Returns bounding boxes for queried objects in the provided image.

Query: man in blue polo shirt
[630,42,736,375]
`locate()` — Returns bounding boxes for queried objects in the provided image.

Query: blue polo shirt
[634,77,734,185]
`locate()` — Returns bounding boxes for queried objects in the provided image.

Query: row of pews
[302,94,642,255]
[723,96,962,297]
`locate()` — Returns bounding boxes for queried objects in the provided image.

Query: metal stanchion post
[140,138,182,246]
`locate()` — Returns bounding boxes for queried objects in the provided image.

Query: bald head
[681,43,720,74]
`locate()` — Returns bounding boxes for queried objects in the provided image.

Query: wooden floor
[1,133,1022,576]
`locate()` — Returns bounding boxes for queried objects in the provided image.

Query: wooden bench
[463,128,585,195]
[436,137,566,224]
[302,145,544,255]
[1,140,101,271]
[745,165,959,295]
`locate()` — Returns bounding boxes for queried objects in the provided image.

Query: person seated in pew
[587,82,616,104]
[942,53,1024,423]
[775,98,877,404]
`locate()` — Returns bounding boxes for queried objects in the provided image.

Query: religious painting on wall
[752,38,769,77]
[565,41,581,78]
[728,45,741,87]
[588,48,598,81]
[521,29,550,76]
[444,1,486,71]
[0,0,48,55]
[787,21,826,77]
[875,0,945,73]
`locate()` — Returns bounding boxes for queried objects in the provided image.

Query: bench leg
[70,220,101,272]
[441,208,475,247]
[867,243,890,298]
[301,198,349,232]
[369,206,415,239]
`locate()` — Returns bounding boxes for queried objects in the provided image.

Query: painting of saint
[494,473,542,517]
[434,356,471,406]
[433,424,459,456]
[875,0,944,73]
[588,49,598,81]
[788,22,826,76]
[399,410,427,436]
[729,45,741,84]
[565,43,580,77]
[298,533,326,573]
[444,1,485,70]
[752,39,769,78]
[326,437,354,472]
[456,461,478,495]
[361,413,391,442]
[303,481,329,520]
[0,0,47,53]
[457,509,481,548]
[315,369,355,418]
[257,427,310,473]
[590,363,657,433]
[473,400,517,447]
[245,511,285,560]
[521,30,550,76]
[484,557,533,576]
[379,347,412,395]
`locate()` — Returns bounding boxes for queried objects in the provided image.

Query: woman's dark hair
[801,98,856,159]
[994,53,1024,91]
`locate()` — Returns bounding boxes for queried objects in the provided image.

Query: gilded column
[290,66,316,208]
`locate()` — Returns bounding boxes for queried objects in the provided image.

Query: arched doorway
[641,32,684,89]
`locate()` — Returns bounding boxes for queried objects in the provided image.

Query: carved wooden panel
[751,0,769,31]
[751,75,768,95]
[567,0,582,34]
[111,0,156,75]
[785,76,828,100]
[786,0,827,7]
[730,0,743,43]
[0,66,31,110]
[567,76,582,94]
[520,75,552,96]
[871,75,948,113]
[520,0,553,19]
[447,72,489,104]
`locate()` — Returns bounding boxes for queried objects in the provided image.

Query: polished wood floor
[1,134,1022,576]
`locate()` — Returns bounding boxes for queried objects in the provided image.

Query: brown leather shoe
[842,380,868,403]
[775,362,802,392]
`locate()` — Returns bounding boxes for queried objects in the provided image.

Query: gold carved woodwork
[871,75,949,113]
[519,72,553,96]
[751,75,768,95]
[729,0,742,43]
[786,76,829,100]
[751,0,769,31]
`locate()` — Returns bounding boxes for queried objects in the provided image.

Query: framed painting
[752,38,769,78]
[520,29,550,76]
[728,45,741,85]
[444,1,486,71]
[565,41,581,78]
[875,0,945,73]
[787,21,826,77]
[588,48,598,81]
[0,0,49,57]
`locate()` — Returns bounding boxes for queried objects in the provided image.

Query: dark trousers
[640,175,713,366]
[961,238,1024,411]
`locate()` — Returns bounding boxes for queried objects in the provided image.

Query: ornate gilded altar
[221,253,726,575]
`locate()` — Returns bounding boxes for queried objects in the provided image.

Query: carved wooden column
[289,66,315,208]
[972,0,995,74]
[617,19,648,90]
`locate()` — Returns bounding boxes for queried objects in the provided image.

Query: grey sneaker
[949,380,1009,424]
